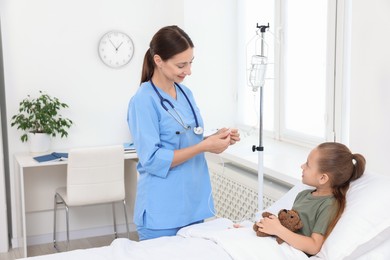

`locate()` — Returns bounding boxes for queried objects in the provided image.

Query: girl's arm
[257,215,325,255]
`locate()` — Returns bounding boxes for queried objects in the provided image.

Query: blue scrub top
[127,81,214,229]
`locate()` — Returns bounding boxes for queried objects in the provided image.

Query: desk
[14,152,138,258]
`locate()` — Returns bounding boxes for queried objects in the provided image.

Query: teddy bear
[253,209,303,244]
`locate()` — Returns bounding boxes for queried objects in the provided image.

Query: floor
[0,232,139,260]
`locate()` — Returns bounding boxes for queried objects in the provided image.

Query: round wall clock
[98,31,134,68]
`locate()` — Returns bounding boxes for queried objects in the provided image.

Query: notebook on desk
[123,142,136,153]
[33,152,68,163]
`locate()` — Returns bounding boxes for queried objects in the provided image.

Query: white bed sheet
[22,172,390,260]
[25,218,307,260]
[26,222,389,260]
[177,218,308,260]
[24,237,230,260]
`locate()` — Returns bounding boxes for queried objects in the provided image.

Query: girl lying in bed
[250,142,366,256]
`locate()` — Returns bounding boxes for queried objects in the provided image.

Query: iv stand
[251,23,269,211]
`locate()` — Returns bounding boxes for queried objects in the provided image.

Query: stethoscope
[150,80,204,135]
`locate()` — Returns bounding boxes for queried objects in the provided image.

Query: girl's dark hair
[140,25,194,84]
[316,142,366,238]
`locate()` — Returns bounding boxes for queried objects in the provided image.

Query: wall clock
[98,31,134,68]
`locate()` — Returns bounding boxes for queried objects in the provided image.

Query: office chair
[53,145,129,250]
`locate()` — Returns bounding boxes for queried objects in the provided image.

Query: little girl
[256,142,366,256]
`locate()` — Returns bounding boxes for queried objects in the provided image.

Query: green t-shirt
[292,189,336,237]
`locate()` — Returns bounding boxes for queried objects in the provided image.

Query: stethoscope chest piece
[193,126,204,135]
[151,80,203,135]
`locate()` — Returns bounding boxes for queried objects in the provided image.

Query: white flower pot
[28,133,51,153]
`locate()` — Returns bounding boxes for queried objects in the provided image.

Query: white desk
[14,152,138,258]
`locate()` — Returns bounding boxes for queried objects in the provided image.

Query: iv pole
[249,23,269,211]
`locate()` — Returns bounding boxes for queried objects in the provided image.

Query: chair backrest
[66,145,125,206]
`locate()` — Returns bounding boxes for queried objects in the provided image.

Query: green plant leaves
[10,91,73,142]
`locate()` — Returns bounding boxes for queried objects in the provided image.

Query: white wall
[2,0,185,152]
[183,0,237,129]
[0,0,237,249]
[347,0,390,175]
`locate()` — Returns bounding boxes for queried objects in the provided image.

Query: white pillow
[315,172,390,259]
[259,172,390,259]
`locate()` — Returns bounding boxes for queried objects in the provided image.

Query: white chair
[53,145,129,250]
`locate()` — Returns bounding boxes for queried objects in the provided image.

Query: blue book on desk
[33,152,68,163]
[123,142,136,153]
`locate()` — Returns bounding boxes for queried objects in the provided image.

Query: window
[237,0,337,146]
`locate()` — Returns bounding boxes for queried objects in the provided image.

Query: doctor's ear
[153,55,163,67]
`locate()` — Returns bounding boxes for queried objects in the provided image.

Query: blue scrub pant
[137,220,204,241]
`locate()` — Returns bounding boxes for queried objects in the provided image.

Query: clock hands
[109,39,117,50]
[116,42,123,50]
[109,39,124,52]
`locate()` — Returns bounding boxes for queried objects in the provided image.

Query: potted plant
[10,91,73,152]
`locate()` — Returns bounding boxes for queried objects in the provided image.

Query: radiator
[208,156,292,222]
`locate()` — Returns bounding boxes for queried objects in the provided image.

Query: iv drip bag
[249,55,267,91]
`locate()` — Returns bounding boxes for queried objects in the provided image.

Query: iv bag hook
[256,23,270,57]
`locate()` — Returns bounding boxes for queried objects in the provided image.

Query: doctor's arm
[171,130,231,168]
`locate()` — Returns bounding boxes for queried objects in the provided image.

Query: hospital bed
[23,172,390,260]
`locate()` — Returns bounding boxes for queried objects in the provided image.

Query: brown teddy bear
[253,209,303,244]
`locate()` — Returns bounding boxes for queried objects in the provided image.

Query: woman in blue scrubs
[127,25,240,240]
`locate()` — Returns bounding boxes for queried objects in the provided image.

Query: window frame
[237,0,343,148]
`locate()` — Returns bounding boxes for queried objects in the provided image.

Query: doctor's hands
[202,130,231,154]
[216,128,241,145]
[171,128,240,167]
[203,128,240,154]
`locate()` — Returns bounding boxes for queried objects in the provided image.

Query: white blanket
[26,218,308,260]
[177,218,308,260]
[26,237,231,260]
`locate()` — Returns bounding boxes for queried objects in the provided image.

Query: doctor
[127,25,240,240]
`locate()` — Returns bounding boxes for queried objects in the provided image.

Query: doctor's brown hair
[140,25,194,84]
[316,142,366,238]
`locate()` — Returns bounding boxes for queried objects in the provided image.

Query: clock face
[98,31,134,68]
